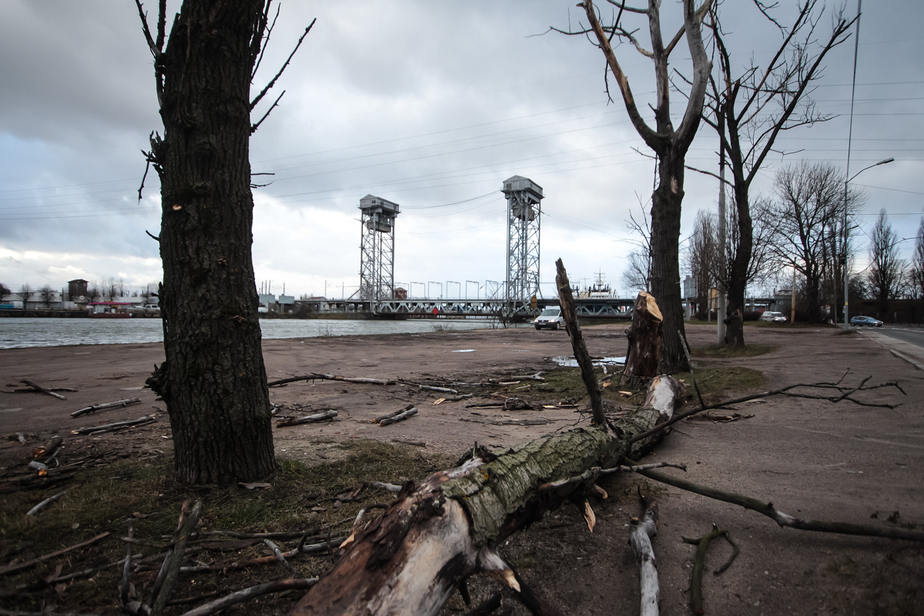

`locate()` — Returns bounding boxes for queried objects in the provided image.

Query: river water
[0,317,501,349]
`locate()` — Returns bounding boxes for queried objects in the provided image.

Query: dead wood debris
[466,397,535,411]
[25,490,66,516]
[627,373,906,446]
[630,489,660,616]
[373,404,418,426]
[0,532,110,577]
[556,259,605,424]
[178,578,318,616]
[18,379,68,400]
[459,416,553,426]
[688,411,754,423]
[631,461,924,543]
[682,525,738,615]
[72,415,156,435]
[399,380,458,395]
[71,398,142,418]
[32,435,63,461]
[268,373,395,387]
[275,410,338,427]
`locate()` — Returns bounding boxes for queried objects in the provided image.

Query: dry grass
[0,440,453,615]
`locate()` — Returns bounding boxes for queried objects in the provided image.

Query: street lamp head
[880,157,895,165]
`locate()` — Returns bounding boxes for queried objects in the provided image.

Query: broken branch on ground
[71,398,142,418]
[275,410,338,427]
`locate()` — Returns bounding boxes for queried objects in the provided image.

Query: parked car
[533,307,563,330]
[850,315,883,327]
[760,311,786,323]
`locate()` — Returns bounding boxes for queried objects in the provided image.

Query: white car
[760,311,786,323]
[534,307,564,330]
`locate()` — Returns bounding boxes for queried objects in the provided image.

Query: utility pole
[717,109,727,344]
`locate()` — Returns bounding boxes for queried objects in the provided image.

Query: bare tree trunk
[724,183,752,348]
[650,153,688,372]
[624,292,664,380]
[143,1,275,484]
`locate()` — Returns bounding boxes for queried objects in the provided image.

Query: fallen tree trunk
[288,376,682,616]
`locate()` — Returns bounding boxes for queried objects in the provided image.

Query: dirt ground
[2,323,923,615]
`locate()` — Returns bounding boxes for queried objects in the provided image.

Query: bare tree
[910,218,924,300]
[102,278,118,301]
[39,284,55,309]
[621,204,652,293]
[135,0,313,484]
[16,283,32,310]
[86,284,101,304]
[560,0,713,372]
[769,162,863,323]
[686,210,718,320]
[867,209,905,317]
[622,250,651,293]
[699,0,852,345]
[0,282,10,299]
[140,282,159,305]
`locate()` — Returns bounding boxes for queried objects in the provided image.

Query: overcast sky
[1,1,921,300]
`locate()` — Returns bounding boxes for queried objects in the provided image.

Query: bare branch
[133,0,160,57]
[251,90,285,134]
[603,0,648,14]
[635,464,924,542]
[251,2,280,79]
[250,19,316,112]
[579,1,663,150]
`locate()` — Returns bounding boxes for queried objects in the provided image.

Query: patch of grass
[539,358,768,407]
[537,366,648,405]
[675,365,768,403]
[0,440,451,615]
[691,343,776,358]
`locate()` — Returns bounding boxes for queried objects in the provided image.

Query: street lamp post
[842,157,894,327]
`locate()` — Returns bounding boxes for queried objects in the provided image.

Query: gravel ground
[1,322,922,615]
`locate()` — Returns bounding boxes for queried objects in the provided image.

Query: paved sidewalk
[857,327,924,371]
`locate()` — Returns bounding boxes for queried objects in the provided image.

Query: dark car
[850,315,883,327]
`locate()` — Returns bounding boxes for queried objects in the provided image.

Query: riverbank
[1,324,921,614]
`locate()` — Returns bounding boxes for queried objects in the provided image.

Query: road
[856,324,924,370]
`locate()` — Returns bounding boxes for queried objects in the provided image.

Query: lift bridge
[337,177,633,322]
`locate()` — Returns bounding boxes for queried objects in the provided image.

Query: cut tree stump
[287,375,683,616]
[623,292,663,381]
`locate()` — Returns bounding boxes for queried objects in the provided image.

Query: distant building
[277,294,295,313]
[68,279,88,299]
[258,293,276,313]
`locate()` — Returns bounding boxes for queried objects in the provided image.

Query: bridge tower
[359,195,399,302]
[502,176,543,307]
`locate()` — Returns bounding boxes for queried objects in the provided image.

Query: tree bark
[624,292,664,380]
[580,0,711,373]
[555,259,604,424]
[649,152,688,372]
[145,1,275,484]
[288,378,681,616]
